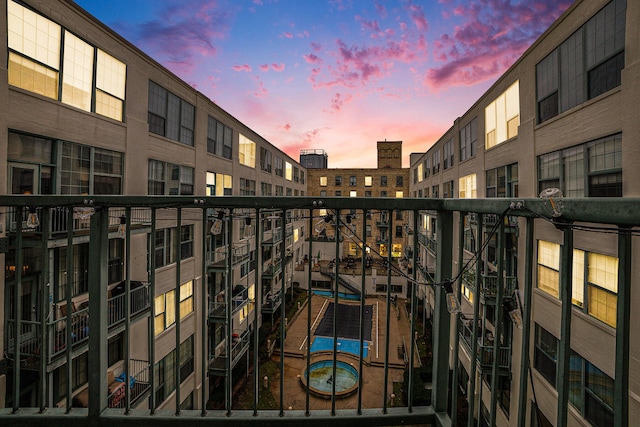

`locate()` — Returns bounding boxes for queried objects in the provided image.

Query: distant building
[300,149,328,169]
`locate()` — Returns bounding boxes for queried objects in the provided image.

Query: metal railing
[0,195,636,427]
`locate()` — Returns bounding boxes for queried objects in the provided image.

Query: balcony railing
[106,359,151,409]
[0,195,636,427]
[107,282,151,327]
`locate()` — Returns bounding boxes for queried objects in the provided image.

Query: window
[61,142,123,195]
[534,324,558,387]
[148,160,194,195]
[380,190,387,197]
[55,243,89,300]
[148,81,195,145]
[458,174,476,199]
[486,163,518,198]
[424,158,431,178]
[416,165,423,183]
[364,190,371,197]
[275,185,283,196]
[320,176,327,186]
[350,176,357,186]
[108,334,124,367]
[285,162,293,180]
[395,191,403,198]
[181,225,194,259]
[207,117,233,159]
[443,139,454,169]
[396,176,404,187]
[239,178,256,195]
[179,335,195,382]
[395,226,403,238]
[485,80,520,148]
[239,134,256,168]
[587,252,618,327]
[261,182,272,196]
[206,172,233,196]
[366,225,372,237]
[274,157,284,177]
[53,353,88,403]
[301,171,305,184]
[293,167,300,182]
[335,176,342,186]
[155,350,175,406]
[153,228,176,269]
[180,281,194,319]
[537,240,560,298]
[443,181,454,198]
[432,185,439,198]
[536,0,626,123]
[433,151,440,174]
[259,147,272,172]
[365,176,373,186]
[537,134,621,197]
[350,190,357,197]
[380,176,387,187]
[568,351,614,426]
[8,1,126,120]
[459,117,478,161]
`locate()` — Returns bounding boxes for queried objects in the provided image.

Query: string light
[26,207,39,229]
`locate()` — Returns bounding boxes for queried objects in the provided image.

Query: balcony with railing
[461,270,517,303]
[261,289,282,314]
[0,195,636,427]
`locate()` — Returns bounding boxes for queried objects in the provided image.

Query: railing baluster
[124,206,132,412]
[382,209,392,413]
[489,221,505,426]
[615,226,632,427]
[556,226,574,427]
[65,208,73,413]
[149,208,157,413]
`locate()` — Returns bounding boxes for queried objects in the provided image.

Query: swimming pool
[312,290,361,301]
[311,336,369,358]
[301,359,359,398]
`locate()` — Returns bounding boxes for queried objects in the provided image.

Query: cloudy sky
[75,0,573,168]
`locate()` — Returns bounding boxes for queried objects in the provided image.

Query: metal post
[358,207,367,414]
[279,209,287,415]
[225,211,233,414]
[124,207,132,412]
[467,214,483,427]
[331,209,341,414]
[432,210,453,414]
[87,207,109,418]
[38,208,50,412]
[517,218,534,427]
[614,226,631,427]
[65,209,74,413]
[382,210,393,413]
[489,222,505,426]
[253,207,261,416]
[407,208,419,412]
[175,208,182,414]
[451,211,465,425]
[149,208,157,413]
[305,208,313,415]
[556,227,574,427]
[201,206,208,415]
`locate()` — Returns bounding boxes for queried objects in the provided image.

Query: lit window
[572,249,585,307]
[537,240,560,297]
[285,162,293,180]
[154,294,165,336]
[417,164,423,182]
[62,32,94,111]
[180,281,194,319]
[350,191,357,197]
[587,252,618,327]
[96,49,126,120]
[458,174,477,199]
[395,191,404,198]
[320,176,327,186]
[365,176,372,186]
[239,134,256,168]
[485,80,520,149]
[294,228,299,242]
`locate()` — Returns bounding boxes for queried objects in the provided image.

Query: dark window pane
[538,92,559,123]
[588,51,624,99]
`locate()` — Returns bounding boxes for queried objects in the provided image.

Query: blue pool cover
[311,336,369,358]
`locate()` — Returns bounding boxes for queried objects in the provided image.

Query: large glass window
[260,147,272,172]
[320,176,327,186]
[206,172,233,196]
[534,324,558,387]
[459,117,478,162]
[568,351,615,426]
[458,174,476,199]
[240,178,256,195]
[443,139,454,169]
[148,160,194,195]
[179,281,194,319]
[537,240,560,298]
[207,117,233,159]
[274,156,284,177]
[536,0,626,123]
[239,134,256,168]
[61,142,123,195]
[285,162,293,180]
[485,81,520,148]
[486,163,518,198]
[148,81,195,145]
[537,134,621,197]
[587,252,618,327]
[7,1,126,120]
[432,151,440,174]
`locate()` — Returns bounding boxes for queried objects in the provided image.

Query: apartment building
[410,0,639,425]
[0,0,307,411]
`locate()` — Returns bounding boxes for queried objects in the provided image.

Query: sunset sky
[75,0,573,168]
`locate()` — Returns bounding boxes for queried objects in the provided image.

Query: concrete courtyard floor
[270,293,420,411]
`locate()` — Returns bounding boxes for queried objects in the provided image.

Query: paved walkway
[271,294,420,411]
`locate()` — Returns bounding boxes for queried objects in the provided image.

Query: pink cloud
[329,92,354,112]
[259,64,270,72]
[280,123,292,131]
[282,32,293,39]
[311,42,322,52]
[233,64,252,72]
[271,63,285,72]
[375,3,387,18]
[303,53,322,64]
[425,0,573,89]
[405,1,429,32]
[251,76,268,98]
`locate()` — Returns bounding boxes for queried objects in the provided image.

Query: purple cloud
[233,64,252,72]
[303,53,322,64]
[405,1,429,32]
[117,0,230,77]
[271,63,286,72]
[425,0,573,89]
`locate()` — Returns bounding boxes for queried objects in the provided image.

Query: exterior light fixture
[117,215,127,238]
[211,211,224,235]
[503,298,523,330]
[243,216,253,238]
[539,187,563,217]
[26,207,39,229]
[444,279,461,314]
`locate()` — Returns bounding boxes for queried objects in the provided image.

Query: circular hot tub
[300,359,359,398]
